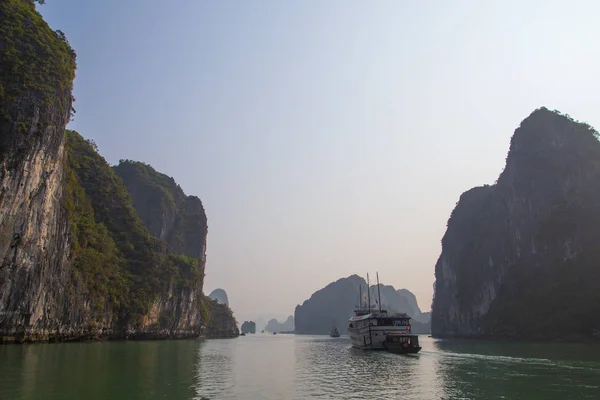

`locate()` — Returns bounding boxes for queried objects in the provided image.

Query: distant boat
[240,333,246,336]
[273,332,277,335]
[261,330,265,333]
[348,272,421,353]
[330,321,340,338]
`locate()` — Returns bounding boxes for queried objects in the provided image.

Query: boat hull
[384,345,422,354]
[348,326,409,350]
[383,333,422,354]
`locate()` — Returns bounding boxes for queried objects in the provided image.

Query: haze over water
[38,0,600,322]
[1,336,599,399]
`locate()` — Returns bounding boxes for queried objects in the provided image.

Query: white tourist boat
[348,273,416,350]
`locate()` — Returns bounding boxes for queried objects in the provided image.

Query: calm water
[1,335,599,399]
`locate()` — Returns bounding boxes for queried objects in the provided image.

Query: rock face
[240,321,256,334]
[204,298,238,339]
[397,289,422,317]
[0,2,237,342]
[265,316,294,332]
[295,275,430,334]
[432,108,600,340]
[208,289,229,306]
[113,160,207,261]
[0,0,81,342]
[112,160,238,339]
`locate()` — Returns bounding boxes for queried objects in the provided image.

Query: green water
[1,335,599,399]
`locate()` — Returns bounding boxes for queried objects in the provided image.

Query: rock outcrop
[240,321,256,334]
[204,297,238,338]
[0,0,81,342]
[295,275,429,334]
[265,316,294,332]
[113,160,207,261]
[0,1,237,342]
[113,161,238,339]
[208,289,229,306]
[432,108,600,340]
[397,289,422,317]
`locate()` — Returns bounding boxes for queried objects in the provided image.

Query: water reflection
[2,335,600,399]
[432,338,600,400]
[0,340,200,400]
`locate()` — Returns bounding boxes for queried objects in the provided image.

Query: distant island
[241,321,257,334]
[294,275,430,334]
[0,1,237,343]
[265,316,295,333]
[432,108,600,341]
[209,289,230,307]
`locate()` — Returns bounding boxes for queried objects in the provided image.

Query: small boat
[273,332,277,335]
[240,333,246,336]
[383,332,421,354]
[330,322,340,338]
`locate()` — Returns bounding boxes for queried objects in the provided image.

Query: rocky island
[432,108,600,340]
[295,275,430,334]
[241,321,256,334]
[265,316,295,333]
[0,0,237,342]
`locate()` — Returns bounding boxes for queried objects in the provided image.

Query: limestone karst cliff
[0,0,80,342]
[432,108,600,340]
[113,160,207,261]
[0,0,237,342]
[112,161,238,338]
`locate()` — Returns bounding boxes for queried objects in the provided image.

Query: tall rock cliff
[113,161,238,338]
[0,1,237,342]
[432,108,600,340]
[113,160,207,261]
[0,0,80,342]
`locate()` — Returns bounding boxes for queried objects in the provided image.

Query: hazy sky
[41,0,600,323]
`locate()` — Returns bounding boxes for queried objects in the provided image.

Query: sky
[40,0,600,323]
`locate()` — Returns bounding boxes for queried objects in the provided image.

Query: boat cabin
[384,332,422,354]
[348,312,413,333]
[386,333,419,347]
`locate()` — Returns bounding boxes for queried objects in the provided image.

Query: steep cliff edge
[113,160,207,261]
[0,1,236,341]
[0,0,79,342]
[64,131,209,339]
[113,160,238,338]
[432,108,600,340]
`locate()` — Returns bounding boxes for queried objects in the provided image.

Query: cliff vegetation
[432,108,600,340]
[0,0,237,341]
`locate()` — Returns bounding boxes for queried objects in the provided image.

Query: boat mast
[376,272,382,312]
[367,273,371,313]
[359,285,362,309]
